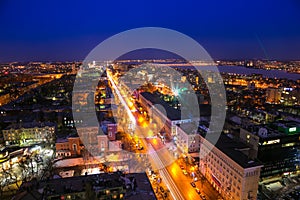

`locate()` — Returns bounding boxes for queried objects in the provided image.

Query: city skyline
[0,1,300,200]
[0,59,299,200]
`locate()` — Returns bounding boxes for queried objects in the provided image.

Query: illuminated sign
[262,139,280,145]
[172,119,192,125]
[282,142,295,147]
[211,174,221,187]
[289,127,297,132]
[284,88,293,91]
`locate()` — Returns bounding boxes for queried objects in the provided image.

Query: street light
[173,89,179,96]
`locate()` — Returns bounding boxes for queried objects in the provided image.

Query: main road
[148,137,221,200]
[107,69,220,200]
[108,69,186,200]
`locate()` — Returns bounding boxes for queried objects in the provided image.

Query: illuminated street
[1,4,300,199]
[108,68,222,200]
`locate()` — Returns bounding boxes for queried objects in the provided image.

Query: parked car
[200,194,206,200]
[160,186,164,193]
[190,182,196,187]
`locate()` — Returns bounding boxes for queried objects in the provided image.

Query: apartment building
[199,134,263,200]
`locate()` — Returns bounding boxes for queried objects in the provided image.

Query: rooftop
[4,121,56,130]
[14,172,156,200]
[55,137,69,143]
[177,122,198,134]
[140,92,182,120]
[213,134,262,169]
[243,120,300,140]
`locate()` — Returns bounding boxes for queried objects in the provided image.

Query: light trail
[148,144,185,200]
[107,70,136,125]
[107,70,185,200]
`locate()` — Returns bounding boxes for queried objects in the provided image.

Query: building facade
[55,136,84,158]
[175,123,200,153]
[139,92,193,138]
[107,123,117,141]
[238,122,300,178]
[2,122,56,145]
[266,87,281,104]
[199,135,263,200]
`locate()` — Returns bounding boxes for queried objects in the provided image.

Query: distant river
[172,65,299,81]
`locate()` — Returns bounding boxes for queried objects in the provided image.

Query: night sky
[0,0,300,62]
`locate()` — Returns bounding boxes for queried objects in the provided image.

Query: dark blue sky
[0,0,300,62]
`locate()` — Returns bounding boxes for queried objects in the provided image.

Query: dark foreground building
[238,120,300,178]
[13,172,156,200]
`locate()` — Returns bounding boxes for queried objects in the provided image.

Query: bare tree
[0,162,21,196]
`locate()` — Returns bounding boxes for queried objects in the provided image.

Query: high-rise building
[266,87,282,104]
[281,87,300,106]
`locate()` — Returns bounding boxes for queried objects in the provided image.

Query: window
[73,144,77,151]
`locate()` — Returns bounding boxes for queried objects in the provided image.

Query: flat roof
[242,122,300,140]
[140,92,182,120]
[14,172,156,200]
[55,137,69,143]
[213,134,262,169]
[177,122,198,134]
[140,92,211,120]
[4,121,56,130]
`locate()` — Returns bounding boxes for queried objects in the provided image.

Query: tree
[0,162,21,196]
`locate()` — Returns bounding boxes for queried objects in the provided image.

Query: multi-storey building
[70,126,122,157]
[138,92,193,137]
[14,172,156,200]
[55,136,84,157]
[199,134,263,200]
[281,87,300,106]
[238,121,300,178]
[266,87,281,104]
[107,123,118,141]
[175,122,200,153]
[2,122,56,145]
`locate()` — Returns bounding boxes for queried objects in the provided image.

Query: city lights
[0,2,300,199]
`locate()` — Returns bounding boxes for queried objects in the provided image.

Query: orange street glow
[138,116,144,123]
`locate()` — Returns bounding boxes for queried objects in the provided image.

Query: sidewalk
[147,170,172,200]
